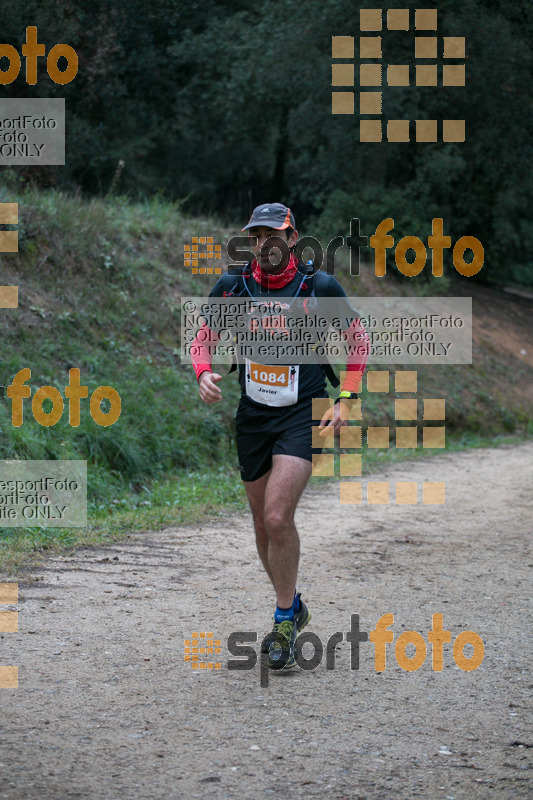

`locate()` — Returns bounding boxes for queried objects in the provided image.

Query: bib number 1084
[251,369,286,385]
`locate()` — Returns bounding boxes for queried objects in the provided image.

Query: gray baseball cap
[242,202,296,231]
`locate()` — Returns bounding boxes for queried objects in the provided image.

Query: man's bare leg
[243,468,274,585]
[264,455,312,608]
[244,454,312,608]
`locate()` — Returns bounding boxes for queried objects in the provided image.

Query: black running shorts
[235,393,329,483]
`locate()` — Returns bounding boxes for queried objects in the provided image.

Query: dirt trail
[1,443,532,800]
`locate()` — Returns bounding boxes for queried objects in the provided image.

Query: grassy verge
[0,461,246,576]
[1,431,528,577]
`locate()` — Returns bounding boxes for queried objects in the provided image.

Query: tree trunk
[271,105,289,199]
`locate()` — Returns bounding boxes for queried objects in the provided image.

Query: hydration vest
[225,262,340,388]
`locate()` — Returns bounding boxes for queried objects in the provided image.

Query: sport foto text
[6,368,121,427]
[0,26,78,85]
[227,217,484,279]
[225,613,484,687]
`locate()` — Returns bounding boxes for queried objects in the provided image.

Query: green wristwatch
[335,391,358,404]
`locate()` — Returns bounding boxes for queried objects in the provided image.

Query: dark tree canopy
[1,0,531,285]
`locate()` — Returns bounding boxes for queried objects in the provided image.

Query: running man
[191,203,369,669]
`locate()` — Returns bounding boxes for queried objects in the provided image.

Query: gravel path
[1,443,532,799]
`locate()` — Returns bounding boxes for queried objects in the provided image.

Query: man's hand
[198,372,223,404]
[318,400,351,437]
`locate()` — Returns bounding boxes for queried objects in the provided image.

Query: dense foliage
[1,0,532,285]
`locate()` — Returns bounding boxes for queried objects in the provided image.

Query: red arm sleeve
[340,318,370,394]
[190,323,220,382]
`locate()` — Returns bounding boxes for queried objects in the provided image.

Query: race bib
[244,359,299,406]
